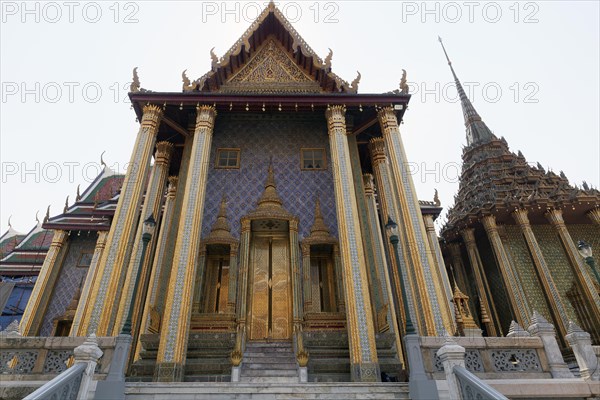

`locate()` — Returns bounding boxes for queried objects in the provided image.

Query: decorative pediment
[218,37,322,94]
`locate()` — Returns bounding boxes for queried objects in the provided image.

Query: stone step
[240,369,298,377]
[240,376,300,383]
[244,347,293,353]
[125,382,411,399]
[245,342,292,347]
[243,355,296,363]
[242,362,297,369]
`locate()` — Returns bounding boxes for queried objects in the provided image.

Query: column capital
[301,243,310,257]
[587,208,600,225]
[376,107,399,133]
[195,105,217,130]
[363,173,375,197]
[241,218,251,233]
[141,104,164,129]
[422,214,435,232]
[481,214,497,233]
[545,208,566,227]
[325,105,347,135]
[52,230,69,247]
[460,228,476,245]
[167,176,178,198]
[155,141,174,166]
[95,230,109,249]
[230,242,239,254]
[368,138,387,165]
[512,208,531,227]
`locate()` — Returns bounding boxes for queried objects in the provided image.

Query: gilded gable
[218,37,322,94]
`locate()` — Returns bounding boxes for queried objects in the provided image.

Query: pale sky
[1,1,599,234]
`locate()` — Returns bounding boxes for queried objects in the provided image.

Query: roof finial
[44,205,50,224]
[130,67,140,93]
[64,196,69,213]
[324,48,333,70]
[100,151,107,169]
[210,47,219,69]
[8,215,12,229]
[76,184,81,202]
[434,189,441,206]
[350,71,361,92]
[35,211,40,224]
[400,69,409,94]
[438,36,452,66]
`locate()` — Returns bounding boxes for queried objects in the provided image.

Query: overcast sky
[1,1,599,235]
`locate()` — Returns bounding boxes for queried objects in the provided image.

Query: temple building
[5,3,455,384]
[438,39,600,350]
[1,3,599,398]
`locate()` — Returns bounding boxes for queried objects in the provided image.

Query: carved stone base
[154,362,184,382]
[351,362,380,382]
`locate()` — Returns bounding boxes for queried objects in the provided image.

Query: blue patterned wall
[201,114,338,240]
[40,234,96,336]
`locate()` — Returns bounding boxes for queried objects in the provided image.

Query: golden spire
[309,195,330,238]
[207,195,235,242]
[256,161,283,209]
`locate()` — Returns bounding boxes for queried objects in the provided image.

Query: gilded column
[85,104,163,335]
[347,134,383,322]
[290,219,302,326]
[423,214,454,326]
[237,219,252,326]
[481,215,530,326]
[301,244,312,314]
[114,141,174,334]
[20,230,68,336]
[226,243,239,314]
[513,208,570,337]
[587,208,600,225]
[155,105,216,382]
[460,230,499,336]
[333,245,345,313]
[363,174,403,361]
[369,137,422,334]
[326,105,379,382]
[135,177,178,360]
[378,107,452,334]
[546,209,600,322]
[72,230,108,336]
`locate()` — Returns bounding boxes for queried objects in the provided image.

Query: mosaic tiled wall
[40,234,97,336]
[531,225,582,326]
[476,232,513,335]
[201,113,338,240]
[502,226,552,322]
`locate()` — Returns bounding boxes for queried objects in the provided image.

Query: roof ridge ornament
[130,67,141,92]
[324,48,333,70]
[35,211,40,225]
[100,151,107,169]
[44,205,50,224]
[210,47,220,70]
[8,215,12,229]
[400,69,409,94]
[350,71,361,93]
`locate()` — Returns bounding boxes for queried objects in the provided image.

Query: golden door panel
[249,236,291,340]
[271,238,290,339]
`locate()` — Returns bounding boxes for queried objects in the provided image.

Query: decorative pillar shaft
[114,141,174,334]
[20,230,68,336]
[155,105,216,382]
[326,105,379,382]
[423,214,454,326]
[135,177,178,360]
[512,209,571,338]
[369,137,421,334]
[72,231,108,336]
[460,230,499,336]
[333,246,345,313]
[237,219,252,326]
[289,219,302,325]
[363,174,403,361]
[545,209,600,322]
[481,215,531,326]
[86,104,163,335]
[447,243,469,301]
[301,244,312,314]
[378,107,452,334]
[226,243,239,314]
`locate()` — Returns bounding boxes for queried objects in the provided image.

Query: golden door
[249,235,291,340]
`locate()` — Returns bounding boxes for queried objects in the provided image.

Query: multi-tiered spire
[438,37,495,146]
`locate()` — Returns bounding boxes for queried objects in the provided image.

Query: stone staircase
[240,341,298,383]
[124,382,411,399]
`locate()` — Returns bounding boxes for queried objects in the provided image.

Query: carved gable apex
[218,37,322,94]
